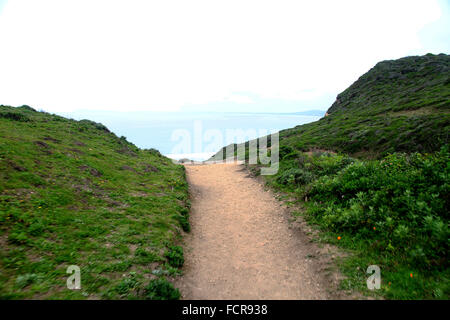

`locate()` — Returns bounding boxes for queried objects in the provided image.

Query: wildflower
[410,273,413,278]
[373,227,376,230]
[337,236,341,240]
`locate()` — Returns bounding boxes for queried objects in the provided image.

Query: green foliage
[78,119,110,133]
[144,278,181,300]
[0,111,30,122]
[0,105,190,299]
[8,231,29,245]
[309,153,355,176]
[17,105,37,112]
[175,213,190,232]
[165,245,184,268]
[276,168,314,186]
[134,248,160,264]
[273,152,355,189]
[265,147,449,299]
[114,275,139,296]
[307,148,449,271]
[279,145,295,159]
[327,54,450,115]
[14,274,39,289]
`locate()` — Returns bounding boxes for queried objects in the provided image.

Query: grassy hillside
[209,54,450,299]
[279,54,449,157]
[0,105,190,299]
[211,53,449,160]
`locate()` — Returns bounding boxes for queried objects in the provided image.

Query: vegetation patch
[144,277,181,300]
[0,105,189,299]
[165,245,184,268]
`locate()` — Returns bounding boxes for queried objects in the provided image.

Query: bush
[17,105,37,112]
[0,112,30,122]
[283,151,300,160]
[8,232,28,245]
[114,277,138,295]
[276,168,315,186]
[165,245,184,268]
[145,148,162,157]
[145,278,180,300]
[175,214,190,232]
[309,153,355,176]
[306,147,450,270]
[15,274,39,289]
[134,248,160,264]
[180,207,189,215]
[279,145,295,159]
[78,119,110,133]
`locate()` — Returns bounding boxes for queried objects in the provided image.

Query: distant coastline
[56,110,322,159]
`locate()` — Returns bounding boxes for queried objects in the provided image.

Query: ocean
[57,111,322,161]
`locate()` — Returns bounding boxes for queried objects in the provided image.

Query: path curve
[175,163,336,299]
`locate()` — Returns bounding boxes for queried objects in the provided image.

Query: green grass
[0,105,190,299]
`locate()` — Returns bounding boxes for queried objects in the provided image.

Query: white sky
[0,0,448,113]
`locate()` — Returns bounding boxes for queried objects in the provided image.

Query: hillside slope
[0,105,189,299]
[211,53,449,160]
[280,53,450,157]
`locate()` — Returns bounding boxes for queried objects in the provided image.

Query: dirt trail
[175,163,340,300]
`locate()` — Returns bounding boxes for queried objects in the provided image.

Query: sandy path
[175,163,334,300]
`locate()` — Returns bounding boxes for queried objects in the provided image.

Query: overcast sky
[0,0,449,113]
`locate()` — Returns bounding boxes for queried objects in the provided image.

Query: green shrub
[17,105,37,112]
[165,245,184,268]
[134,248,160,264]
[283,151,300,160]
[144,278,180,300]
[276,168,315,186]
[15,273,39,289]
[264,147,449,298]
[8,232,29,245]
[114,277,138,295]
[307,147,449,270]
[309,153,355,176]
[0,112,30,122]
[145,148,162,156]
[79,119,110,132]
[175,214,190,232]
[27,222,46,236]
[279,145,295,159]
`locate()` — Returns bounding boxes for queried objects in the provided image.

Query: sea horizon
[56,110,324,160]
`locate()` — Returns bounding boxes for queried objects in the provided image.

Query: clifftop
[210,53,450,160]
[327,53,450,115]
